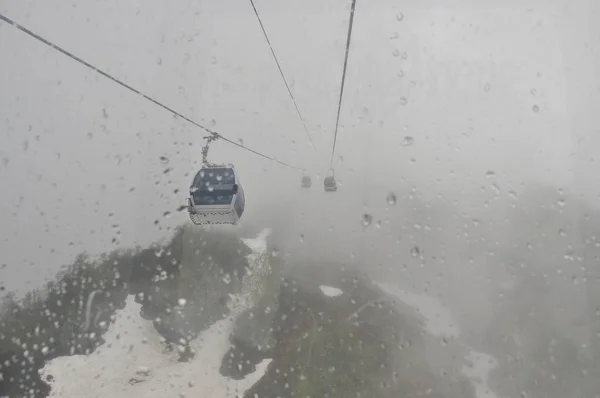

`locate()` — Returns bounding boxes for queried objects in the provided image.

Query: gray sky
[1,0,599,308]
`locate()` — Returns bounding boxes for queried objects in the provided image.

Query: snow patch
[40,296,270,397]
[461,351,499,398]
[319,285,343,297]
[242,228,271,253]
[40,228,275,398]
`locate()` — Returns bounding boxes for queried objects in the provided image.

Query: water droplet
[530,88,537,96]
[559,228,566,237]
[558,198,566,207]
[484,83,491,92]
[178,298,187,306]
[508,190,518,200]
[532,104,540,112]
[490,183,501,194]
[376,220,382,229]
[396,12,404,21]
[397,69,404,78]
[392,49,400,57]
[401,136,414,146]
[399,97,408,106]
[386,192,397,205]
[299,234,304,243]
[156,56,163,65]
[410,246,420,258]
[361,214,373,227]
[390,32,399,39]
[222,274,231,285]
[159,156,169,164]
[485,170,495,177]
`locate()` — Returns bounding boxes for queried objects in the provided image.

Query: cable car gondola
[301,175,312,188]
[188,164,245,225]
[324,175,337,192]
[187,133,245,226]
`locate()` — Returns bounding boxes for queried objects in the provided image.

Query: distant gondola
[301,175,312,188]
[187,164,245,225]
[324,175,337,192]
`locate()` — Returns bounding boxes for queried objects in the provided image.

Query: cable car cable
[329,0,357,168]
[247,0,317,152]
[0,12,303,171]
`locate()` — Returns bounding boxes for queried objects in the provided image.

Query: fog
[1,2,600,392]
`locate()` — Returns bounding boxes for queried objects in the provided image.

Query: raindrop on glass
[156,56,163,65]
[386,192,397,205]
[178,298,187,306]
[485,170,495,177]
[530,88,537,96]
[558,228,566,237]
[299,234,305,243]
[399,97,408,106]
[393,49,400,57]
[401,136,414,146]
[361,214,373,227]
[484,83,491,93]
[390,32,399,39]
[410,246,420,258]
[159,156,169,164]
[532,104,540,112]
[396,12,404,21]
